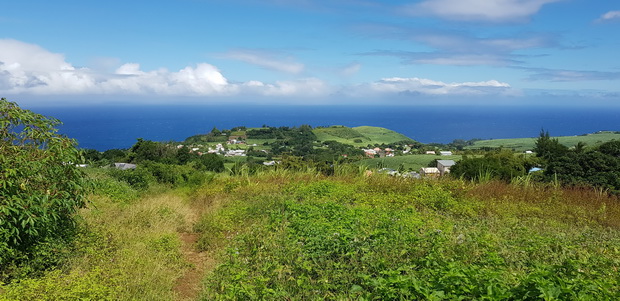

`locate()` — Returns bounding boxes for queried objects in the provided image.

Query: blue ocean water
[29,105,620,151]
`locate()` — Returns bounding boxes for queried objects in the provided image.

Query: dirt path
[173,209,217,300]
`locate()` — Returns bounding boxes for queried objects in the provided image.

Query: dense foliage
[196,173,620,300]
[534,130,620,193]
[450,150,538,182]
[0,98,86,279]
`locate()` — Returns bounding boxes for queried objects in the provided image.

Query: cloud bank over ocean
[1,39,519,104]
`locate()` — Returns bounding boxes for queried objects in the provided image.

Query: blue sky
[1,0,619,106]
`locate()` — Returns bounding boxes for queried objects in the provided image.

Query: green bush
[91,177,139,203]
[107,167,154,190]
[0,98,87,279]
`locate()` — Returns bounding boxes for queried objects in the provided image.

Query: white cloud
[1,39,519,102]
[0,39,317,98]
[519,67,620,82]
[407,0,563,22]
[241,78,331,97]
[596,10,620,22]
[340,62,362,76]
[362,77,515,96]
[0,39,96,94]
[222,49,305,74]
[357,26,557,67]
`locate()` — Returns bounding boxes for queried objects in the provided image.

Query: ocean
[28,105,620,151]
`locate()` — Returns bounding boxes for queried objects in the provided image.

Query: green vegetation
[466,131,620,152]
[0,169,198,300]
[196,172,620,300]
[313,125,415,147]
[3,102,620,300]
[357,154,462,171]
[1,98,86,281]
[533,131,620,194]
[451,150,540,182]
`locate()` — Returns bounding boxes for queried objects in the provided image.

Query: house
[225,149,246,157]
[425,151,436,155]
[420,167,440,177]
[363,149,377,158]
[113,163,137,170]
[436,160,456,176]
[524,150,533,154]
[439,151,453,156]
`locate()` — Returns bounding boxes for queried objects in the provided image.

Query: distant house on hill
[425,151,436,155]
[439,151,453,156]
[436,160,456,176]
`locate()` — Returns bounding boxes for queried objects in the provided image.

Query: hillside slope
[466,131,620,151]
[313,125,414,146]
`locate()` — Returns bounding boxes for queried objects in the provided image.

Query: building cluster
[363,147,395,158]
[205,143,246,157]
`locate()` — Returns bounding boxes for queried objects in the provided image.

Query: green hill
[184,125,416,150]
[466,131,620,152]
[313,125,414,146]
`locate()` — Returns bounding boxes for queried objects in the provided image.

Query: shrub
[107,167,154,190]
[0,98,87,279]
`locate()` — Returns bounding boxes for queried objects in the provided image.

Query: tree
[534,129,568,161]
[450,150,527,181]
[210,126,221,136]
[0,98,86,273]
[598,140,620,157]
[199,153,225,172]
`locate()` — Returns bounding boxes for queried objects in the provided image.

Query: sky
[1,0,619,107]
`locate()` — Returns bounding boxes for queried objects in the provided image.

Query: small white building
[113,163,137,170]
[225,149,246,157]
[420,167,440,177]
[436,160,456,176]
[439,151,453,156]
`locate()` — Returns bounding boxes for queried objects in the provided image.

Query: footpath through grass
[2,168,619,300]
[195,171,620,300]
[0,170,208,301]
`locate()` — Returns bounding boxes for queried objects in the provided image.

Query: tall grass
[194,172,620,300]
[0,174,197,300]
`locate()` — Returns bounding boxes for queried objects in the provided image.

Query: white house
[436,160,456,176]
[113,163,137,170]
[439,151,453,156]
[420,167,440,177]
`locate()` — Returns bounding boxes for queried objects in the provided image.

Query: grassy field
[0,170,199,300]
[467,131,620,152]
[356,154,463,171]
[4,168,620,300]
[185,125,415,152]
[195,172,620,299]
[313,126,414,147]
